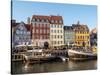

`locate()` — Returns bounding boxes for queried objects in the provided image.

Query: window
[60,30,62,33]
[44,29,46,33]
[58,30,59,33]
[58,41,59,44]
[54,25,56,28]
[61,41,62,44]
[57,25,59,28]
[59,20,62,23]
[55,20,58,23]
[51,25,53,28]
[16,30,19,34]
[58,35,59,38]
[59,25,61,28]
[24,31,26,34]
[27,32,30,35]
[61,35,62,38]
[46,19,48,22]
[42,24,44,28]
[16,36,19,40]
[37,19,40,22]
[51,30,53,33]
[42,19,44,22]
[55,35,56,39]
[87,36,89,39]
[40,29,42,33]
[51,20,54,23]
[32,19,35,22]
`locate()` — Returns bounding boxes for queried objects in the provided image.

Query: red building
[31,15,50,47]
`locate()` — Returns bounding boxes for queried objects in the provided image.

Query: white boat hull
[68,49,97,60]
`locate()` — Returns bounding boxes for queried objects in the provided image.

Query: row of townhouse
[12,15,90,48]
[31,15,64,48]
[64,21,90,47]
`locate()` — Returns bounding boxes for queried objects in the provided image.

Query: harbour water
[11,60,97,74]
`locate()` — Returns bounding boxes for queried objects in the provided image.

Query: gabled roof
[72,21,89,31]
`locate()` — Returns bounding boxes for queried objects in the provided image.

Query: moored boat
[68,48,97,61]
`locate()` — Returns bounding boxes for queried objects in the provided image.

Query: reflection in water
[11,60,97,74]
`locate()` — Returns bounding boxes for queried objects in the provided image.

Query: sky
[12,0,97,30]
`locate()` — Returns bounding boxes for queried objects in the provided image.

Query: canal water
[11,60,97,74]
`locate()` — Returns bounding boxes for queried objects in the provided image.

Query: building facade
[64,26,75,46]
[31,15,50,48]
[31,15,64,48]
[72,21,90,47]
[50,16,64,47]
[13,22,32,46]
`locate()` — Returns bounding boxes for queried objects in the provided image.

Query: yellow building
[72,21,90,47]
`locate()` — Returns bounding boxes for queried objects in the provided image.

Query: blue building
[12,21,32,47]
[64,26,75,46]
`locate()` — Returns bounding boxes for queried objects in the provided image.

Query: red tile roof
[32,15,63,24]
[32,15,50,20]
[50,16,63,24]
[50,16,63,20]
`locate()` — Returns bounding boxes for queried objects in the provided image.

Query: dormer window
[42,19,44,22]
[46,19,48,22]
[51,20,54,23]
[32,19,35,22]
[16,30,19,34]
[37,19,40,22]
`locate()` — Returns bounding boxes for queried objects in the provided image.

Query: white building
[50,16,64,47]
